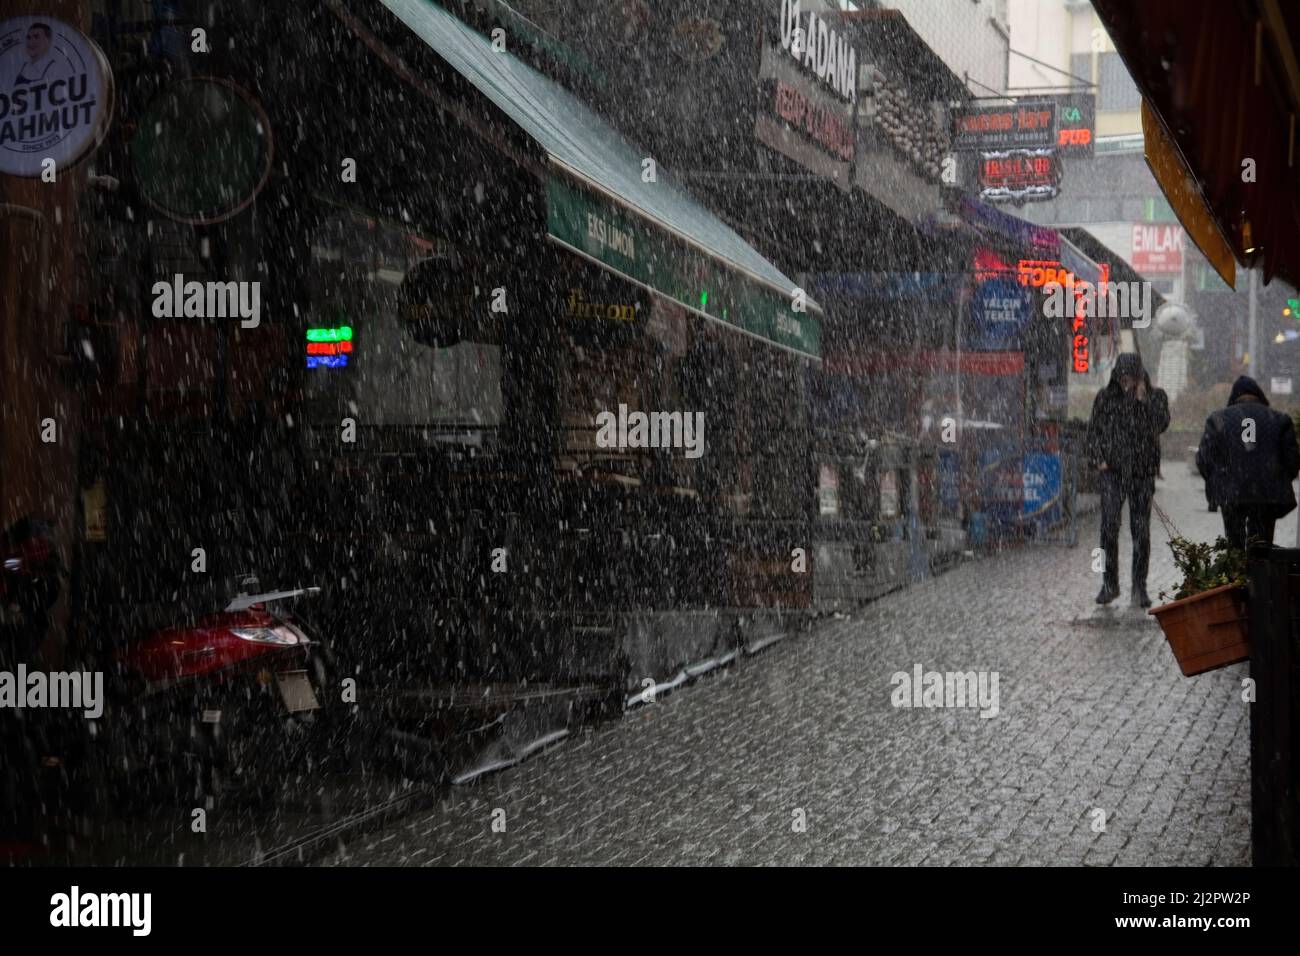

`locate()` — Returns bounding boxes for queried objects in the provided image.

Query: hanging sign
[978,148,1061,204]
[0,16,113,177]
[1051,92,1095,156]
[952,101,1055,151]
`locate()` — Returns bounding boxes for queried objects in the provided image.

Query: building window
[1098,52,1141,110]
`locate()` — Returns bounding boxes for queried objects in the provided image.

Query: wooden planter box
[1148,584,1250,677]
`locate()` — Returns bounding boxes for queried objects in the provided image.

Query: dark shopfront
[64,0,547,691]
[360,0,825,695]
[496,0,976,609]
[59,0,824,749]
[951,211,1104,544]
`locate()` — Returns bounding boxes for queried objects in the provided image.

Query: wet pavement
[322,464,1265,866]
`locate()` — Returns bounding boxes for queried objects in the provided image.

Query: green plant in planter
[1158,536,1249,603]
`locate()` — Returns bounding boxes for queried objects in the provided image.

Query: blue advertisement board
[1022,452,1063,526]
[968,277,1033,351]
[978,441,1024,533]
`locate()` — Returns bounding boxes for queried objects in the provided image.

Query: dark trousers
[1221,505,1276,549]
[1099,470,1153,590]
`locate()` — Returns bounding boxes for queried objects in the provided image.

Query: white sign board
[0,17,113,177]
[1271,376,1292,396]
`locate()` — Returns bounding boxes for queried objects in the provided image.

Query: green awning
[377,0,822,359]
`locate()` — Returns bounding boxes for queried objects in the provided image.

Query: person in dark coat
[1196,375,1300,548]
[1086,353,1170,607]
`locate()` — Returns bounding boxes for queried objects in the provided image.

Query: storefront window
[303,208,502,435]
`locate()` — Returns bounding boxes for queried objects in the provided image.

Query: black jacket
[1086,358,1170,479]
[1196,396,1300,516]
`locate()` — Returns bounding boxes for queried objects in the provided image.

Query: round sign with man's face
[0,16,114,177]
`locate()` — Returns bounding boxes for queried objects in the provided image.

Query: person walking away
[1195,375,1300,548]
[1086,353,1170,607]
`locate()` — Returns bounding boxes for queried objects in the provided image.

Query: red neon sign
[306,340,354,356]
[981,154,1054,187]
[1017,259,1076,289]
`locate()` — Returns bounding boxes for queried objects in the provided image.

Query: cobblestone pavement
[326,466,1272,866]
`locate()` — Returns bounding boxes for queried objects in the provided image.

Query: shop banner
[952,101,1055,151]
[755,39,854,186]
[968,276,1033,351]
[546,172,821,359]
[1131,223,1184,274]
[978,148,1061,204]
[0,16,114,177]
[1050,92,1095,156]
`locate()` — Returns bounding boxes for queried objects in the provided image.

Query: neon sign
[1050,93,1095,157]
[981,154,1055,188]
[1016,260,1117,374]
[306,326,353,369]
[306,341,353,356]
[1017,259,1076,289]
[979,149,1060,203]
[307,326,353,342]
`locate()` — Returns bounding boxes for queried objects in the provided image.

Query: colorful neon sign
[1015,260,1117,374]
[980,153,1056,189]
[306,326,352,369]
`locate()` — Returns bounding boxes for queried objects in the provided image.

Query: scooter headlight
[229,625,303,646]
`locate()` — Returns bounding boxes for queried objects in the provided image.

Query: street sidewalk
[320,464,1258,866]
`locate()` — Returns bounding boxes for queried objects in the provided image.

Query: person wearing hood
[1195,375,1300,548]
[1085,353,1170,607]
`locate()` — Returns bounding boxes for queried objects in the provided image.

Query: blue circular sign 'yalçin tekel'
[969,276,1032,350]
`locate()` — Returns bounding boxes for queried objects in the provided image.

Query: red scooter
[102,574,341,807]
